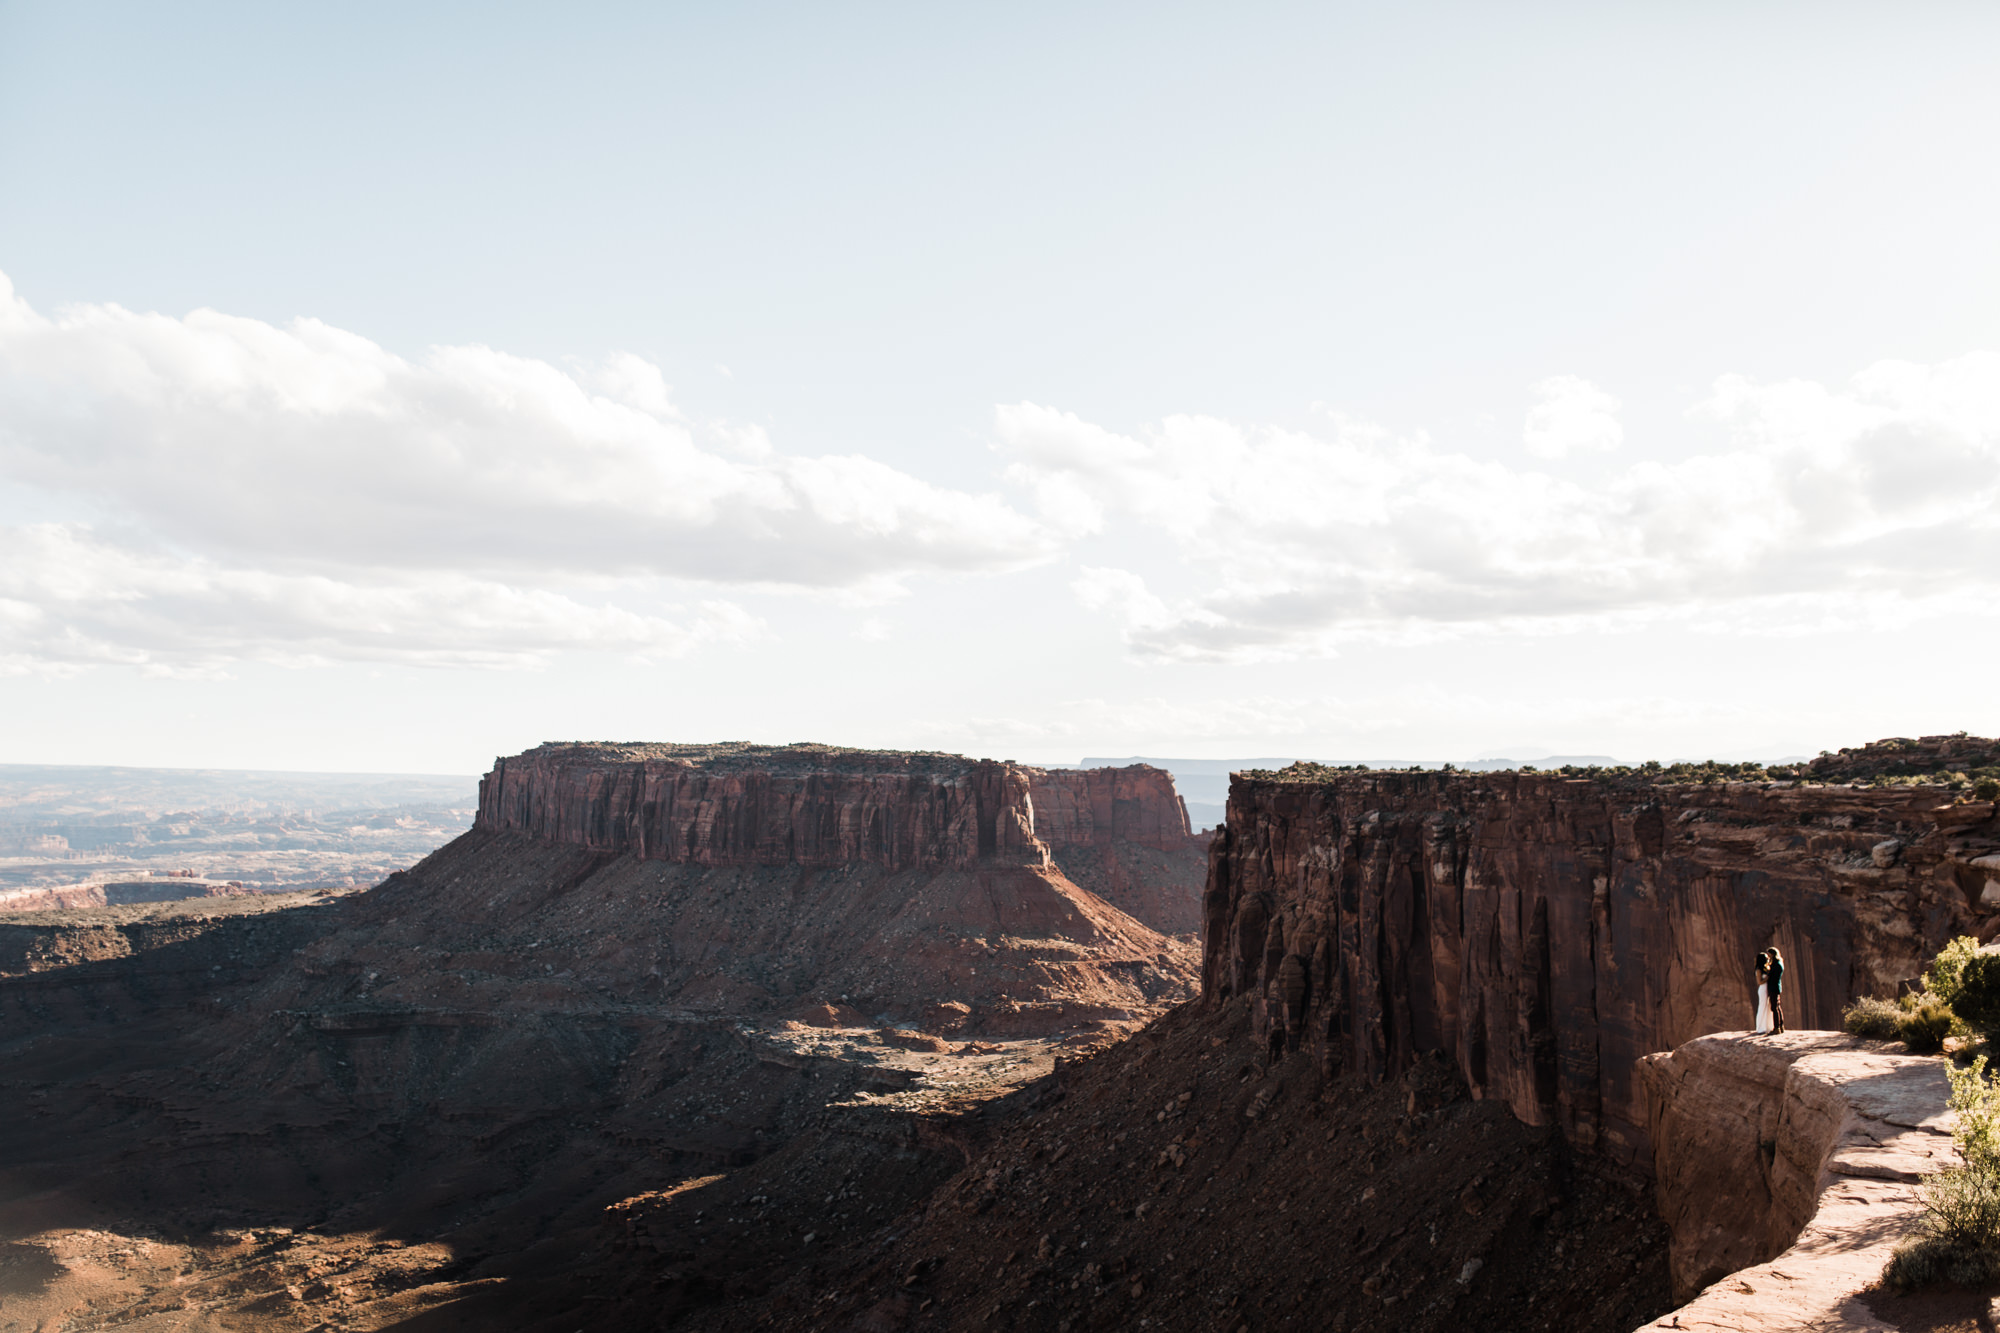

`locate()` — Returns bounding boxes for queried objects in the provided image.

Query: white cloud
[0,524,763,675]
[999,352,2000,661]
[1523,375,1624,458]
[0,273,1052,587]
[0,273,1052,672]
[1070,566,1175,631]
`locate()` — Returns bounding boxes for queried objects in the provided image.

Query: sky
[3,1,2000,774]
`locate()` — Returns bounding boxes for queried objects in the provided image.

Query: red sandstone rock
[1023,765,1208,935]
[1024,765,1195,850]
[478,743,1049,871]
[475,743,1207,936]
[1635,1031,1954,1325]
[1205,770,1996,1171]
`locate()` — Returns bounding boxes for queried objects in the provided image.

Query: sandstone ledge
[1635,1032,1956,1332]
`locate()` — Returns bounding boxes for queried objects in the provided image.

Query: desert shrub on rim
[1842,994,1959,1054]
[1886,1055,2000,1290]
[1843,995,1905,1041]
[1953,954,2000,1037]
[1928,936,1985,1008]
[1900,997,1960,1055]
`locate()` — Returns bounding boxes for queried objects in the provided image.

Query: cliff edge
[1635,1032,1955,1331]
[1206,769,1995,1170]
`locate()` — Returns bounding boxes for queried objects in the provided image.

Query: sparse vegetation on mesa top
[1246,740,2000,790]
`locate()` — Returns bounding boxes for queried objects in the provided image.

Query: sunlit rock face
[1636,1032,1953,1322]
[477,742,1051,871]
[1204,768,1994,1172]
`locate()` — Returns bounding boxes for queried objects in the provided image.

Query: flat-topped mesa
[476,742,1050,871]
[1206,767,1999,1174]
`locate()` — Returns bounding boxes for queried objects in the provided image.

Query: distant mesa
[462,741,1212,1026]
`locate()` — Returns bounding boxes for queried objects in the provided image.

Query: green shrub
[1978,776,2000,802]
[1843,994,1961,1051]
[1928,936,1984,1008]
[1955,955,2000,1035]
[1885,1227,2000,1290]
[1899,996,1960,1054]
[1843,995,1906,1040]
[1885,1055,2000,1290]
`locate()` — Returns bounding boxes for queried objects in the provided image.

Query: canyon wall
[1025,765,1195,851]
[1021,764,1208,935]
[475,743,1206,934]
[1204,770,1997,1172]
[479,743,1046,871]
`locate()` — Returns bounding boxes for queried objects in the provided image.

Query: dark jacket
[1766,956,1784,995]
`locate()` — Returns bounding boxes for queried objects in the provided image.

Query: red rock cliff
[1205,770,1997,1172]
[1021,764,1208,934]
[1022,765,1194,849]
[477,743,1048,870]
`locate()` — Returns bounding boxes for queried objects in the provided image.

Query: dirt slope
[664,995,1672,1333]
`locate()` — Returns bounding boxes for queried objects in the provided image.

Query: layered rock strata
[477,742,1206,936]
[1205,770,1996,1170]
[1019,765,1208,935]
[1635,1032,1954,1328]
[478,743,1051,872]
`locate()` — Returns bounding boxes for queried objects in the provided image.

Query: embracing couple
[1753,947,1787,1035]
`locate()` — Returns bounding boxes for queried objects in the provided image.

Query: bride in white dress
[1754,951,1773,1034]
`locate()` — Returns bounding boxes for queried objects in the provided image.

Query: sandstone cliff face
[1024,765,1194,851]
[476,743,1206,935]
[438,743,1208,1030]
[477,743,1049,871]
[1022,765,1208,935]
[1635,1032,1953,1326]
[1205,771,1996,1171]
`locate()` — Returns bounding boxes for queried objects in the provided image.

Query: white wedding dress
[1755,981,1773,1034]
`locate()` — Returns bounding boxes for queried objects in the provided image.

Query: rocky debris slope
[1635,1031,1957,1330]
[1207,769,1995,1172]
[682,994,1672,1333]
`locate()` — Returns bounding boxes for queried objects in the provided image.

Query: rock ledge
[1636,1031,1956,1331]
